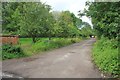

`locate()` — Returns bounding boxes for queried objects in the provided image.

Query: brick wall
[1,35,19,45]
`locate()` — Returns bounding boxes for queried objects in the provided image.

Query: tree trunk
[32,37,36,43]
[48,37,51,40]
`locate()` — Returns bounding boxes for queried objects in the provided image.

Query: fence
[0,35,19,45]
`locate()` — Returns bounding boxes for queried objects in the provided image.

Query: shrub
[2,44,26,60]
[92,37,119,78]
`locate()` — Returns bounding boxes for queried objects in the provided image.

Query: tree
[43,12,55,40]
[2,2,22,34]
[20,2,52,43]
[53,11,82,38]
[79,2,120,39]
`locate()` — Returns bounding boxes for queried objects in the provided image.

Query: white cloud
[40,0,93,26]
[41,0,86,16]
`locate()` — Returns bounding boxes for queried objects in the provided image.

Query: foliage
[93,37,119,78]
[2,2,84,43]
[79,22,94,37]
[79,2,120,39]
[2,2,22,34]
[19,2,54,43]
[53,11,82,38]
[2,44,26,60]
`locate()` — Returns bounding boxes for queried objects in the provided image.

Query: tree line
[2,2,93,43]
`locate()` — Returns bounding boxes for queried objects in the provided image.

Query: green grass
[92,37,119,78]
[2,38,82,60]
[20,38,81,55]
[19,38,33,44]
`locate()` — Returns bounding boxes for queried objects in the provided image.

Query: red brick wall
[1,36,19,45]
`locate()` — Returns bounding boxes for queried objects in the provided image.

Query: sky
[40,0,94,26]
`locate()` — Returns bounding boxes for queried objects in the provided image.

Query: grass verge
[92,37,119,78]
[2,38,82,60]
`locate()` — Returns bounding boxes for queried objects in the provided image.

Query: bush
[92,37,119,78]
[2,44,26,60]
[3,44,21,53]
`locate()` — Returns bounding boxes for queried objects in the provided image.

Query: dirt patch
[69,51,76,53]
[23,57,39,62]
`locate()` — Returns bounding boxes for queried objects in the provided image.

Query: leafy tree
[20,2,53,43]
[53,11,82,38]
[2,2,22,34]
[79,2,120,39]
[43,12,55,40]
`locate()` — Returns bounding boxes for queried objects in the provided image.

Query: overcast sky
[40,0,94,26]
